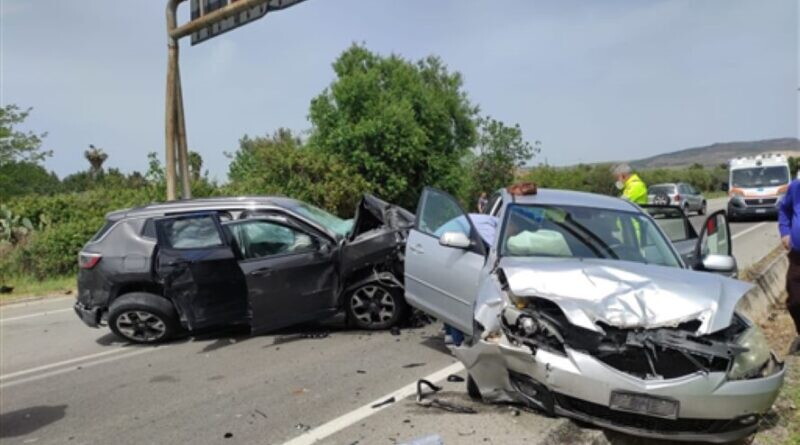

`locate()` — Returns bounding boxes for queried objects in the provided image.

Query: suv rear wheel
[346,283,407,330]
[109,292,180,344]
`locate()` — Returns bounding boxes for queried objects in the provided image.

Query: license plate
[756,209,766,214]
[609,391,679,419]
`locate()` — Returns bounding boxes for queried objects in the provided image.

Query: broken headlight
[501,306,567,355]
[728,325,771,380]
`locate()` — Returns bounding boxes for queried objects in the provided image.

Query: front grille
[554,393,749,434]
[595,348,730,379]
[744,198,777,206]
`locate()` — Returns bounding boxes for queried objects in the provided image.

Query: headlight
[728,325,771,380]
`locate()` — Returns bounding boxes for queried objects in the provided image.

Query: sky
[1,0,798,181]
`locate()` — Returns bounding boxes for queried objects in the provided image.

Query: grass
[0,275,76,303]
[704,190,728,199]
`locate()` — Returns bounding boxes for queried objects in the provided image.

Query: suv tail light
[79,252,102,269]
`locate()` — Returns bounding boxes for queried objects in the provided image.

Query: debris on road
[371,396,396,409]
[415,379,477,414]
[402,363,425,369]
[446,374,464,383]
[295,423,311,432]
[356,370,367,374]
[223,432,233,439]
[391,326,401,336]
[399,433,444,445]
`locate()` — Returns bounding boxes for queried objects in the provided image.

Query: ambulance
[727,153,791,220]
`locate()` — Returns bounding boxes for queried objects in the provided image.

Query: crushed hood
[499,257,752,335]
[348,194,414,240]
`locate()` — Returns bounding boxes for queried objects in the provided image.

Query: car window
[700,213,730,257]
[89,220,116,243]
[499,204,680,267]
[141,218,156,239]
[288,202,353,237]
[418,189,469,237]
[486,192,502,215]
[227,220,315,260]
[649,185,676,195]
[643,206,695,242]
[160,215,223,249]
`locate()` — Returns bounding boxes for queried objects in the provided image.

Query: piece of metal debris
[402,363,426,369]
[224,432,233,439]
[446,374,465,383]
[415,379,477,414]
[295,423,311,432]
[371,396,396,409]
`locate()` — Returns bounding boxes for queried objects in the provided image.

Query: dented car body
[404,187,784,442]
[75,195,413,343]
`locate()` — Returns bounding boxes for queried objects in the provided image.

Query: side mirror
[439,231,472,249]
[701,254,737,273]
[721,183,729,192]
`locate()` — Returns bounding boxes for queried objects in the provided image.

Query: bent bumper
[459,339,785,442]
[74,302,103,328]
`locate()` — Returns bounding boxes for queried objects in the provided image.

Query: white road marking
[0,308,74,323]
[0,296,74,309]
[731,222,768,240]
[281,362,465,445]
[0,347,160,389]
[0,347,145,382]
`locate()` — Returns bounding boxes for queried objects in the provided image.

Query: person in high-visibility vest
[612,163,648,204]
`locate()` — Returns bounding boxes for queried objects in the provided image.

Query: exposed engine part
[501,298,749,379]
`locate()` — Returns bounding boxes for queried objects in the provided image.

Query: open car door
[693,210,737,276]
[641,204,699,266]
[404,188,487,335]
[154,213,248,330]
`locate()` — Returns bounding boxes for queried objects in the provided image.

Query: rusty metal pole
[165,0,185,201]
[175,56,192,199]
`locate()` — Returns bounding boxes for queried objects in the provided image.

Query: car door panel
[155,214,248,330]
[404,188,486,335]
[224,218,338,333]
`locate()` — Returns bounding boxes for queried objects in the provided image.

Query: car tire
[346,283,408,330]
[108,292,180,344]
[466,374,482,401]
[698,201,706,215]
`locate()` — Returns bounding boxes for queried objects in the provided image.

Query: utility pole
[163,0,308,201]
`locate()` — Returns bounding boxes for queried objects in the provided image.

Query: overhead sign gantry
[164,0,309,200]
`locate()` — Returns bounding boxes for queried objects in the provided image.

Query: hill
[630,138,800,169]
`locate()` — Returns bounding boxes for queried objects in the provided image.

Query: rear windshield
[89,220,115,243]
[649,185,676,195]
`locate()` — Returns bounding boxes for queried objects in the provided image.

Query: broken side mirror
[439,231,472,249]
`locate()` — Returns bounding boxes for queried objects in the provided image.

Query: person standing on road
[777,181,800,354]
[612,163,648,204]
[477,192,488,213]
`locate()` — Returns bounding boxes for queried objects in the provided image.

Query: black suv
[74,195,413,343]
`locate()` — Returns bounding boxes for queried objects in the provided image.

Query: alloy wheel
[115,310,167,342]
[350,285,396,327]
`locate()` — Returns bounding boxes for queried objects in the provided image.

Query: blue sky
[2,0,798,181]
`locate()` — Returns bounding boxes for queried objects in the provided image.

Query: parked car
[404,186,783,442]
[648,183,706,215]
[74,195,413,343]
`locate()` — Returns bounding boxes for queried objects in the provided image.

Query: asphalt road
[0,197,781,445]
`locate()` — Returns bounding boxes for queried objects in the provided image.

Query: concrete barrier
[737,248,787,323]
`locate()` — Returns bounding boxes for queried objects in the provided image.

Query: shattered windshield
[289,202,353,237]
[499,204,680,267]
[731,166,789,188]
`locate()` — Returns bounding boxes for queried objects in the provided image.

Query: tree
[188,151,203,182]
[469,117,538,199]
[308,44,478,209]
[0,161,60,200]
[227,129,370,216]
[84,144,108,178]
[0,105,50,166]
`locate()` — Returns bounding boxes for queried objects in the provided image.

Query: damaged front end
[457,259,785,443]
[340,194,414,279]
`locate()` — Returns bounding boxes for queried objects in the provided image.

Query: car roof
[107,196,303,220]
[500,188,640,212]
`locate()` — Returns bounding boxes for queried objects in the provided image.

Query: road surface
[0,197,781,445]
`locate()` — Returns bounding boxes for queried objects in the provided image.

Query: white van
[726,154,791,220]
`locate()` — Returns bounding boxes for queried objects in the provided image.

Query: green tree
[308,44,478,209]
[0,105,50,166]
[470,117,538,199]
[227,129,370,215]
[188,151,204,182]
[0,161,60,200]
